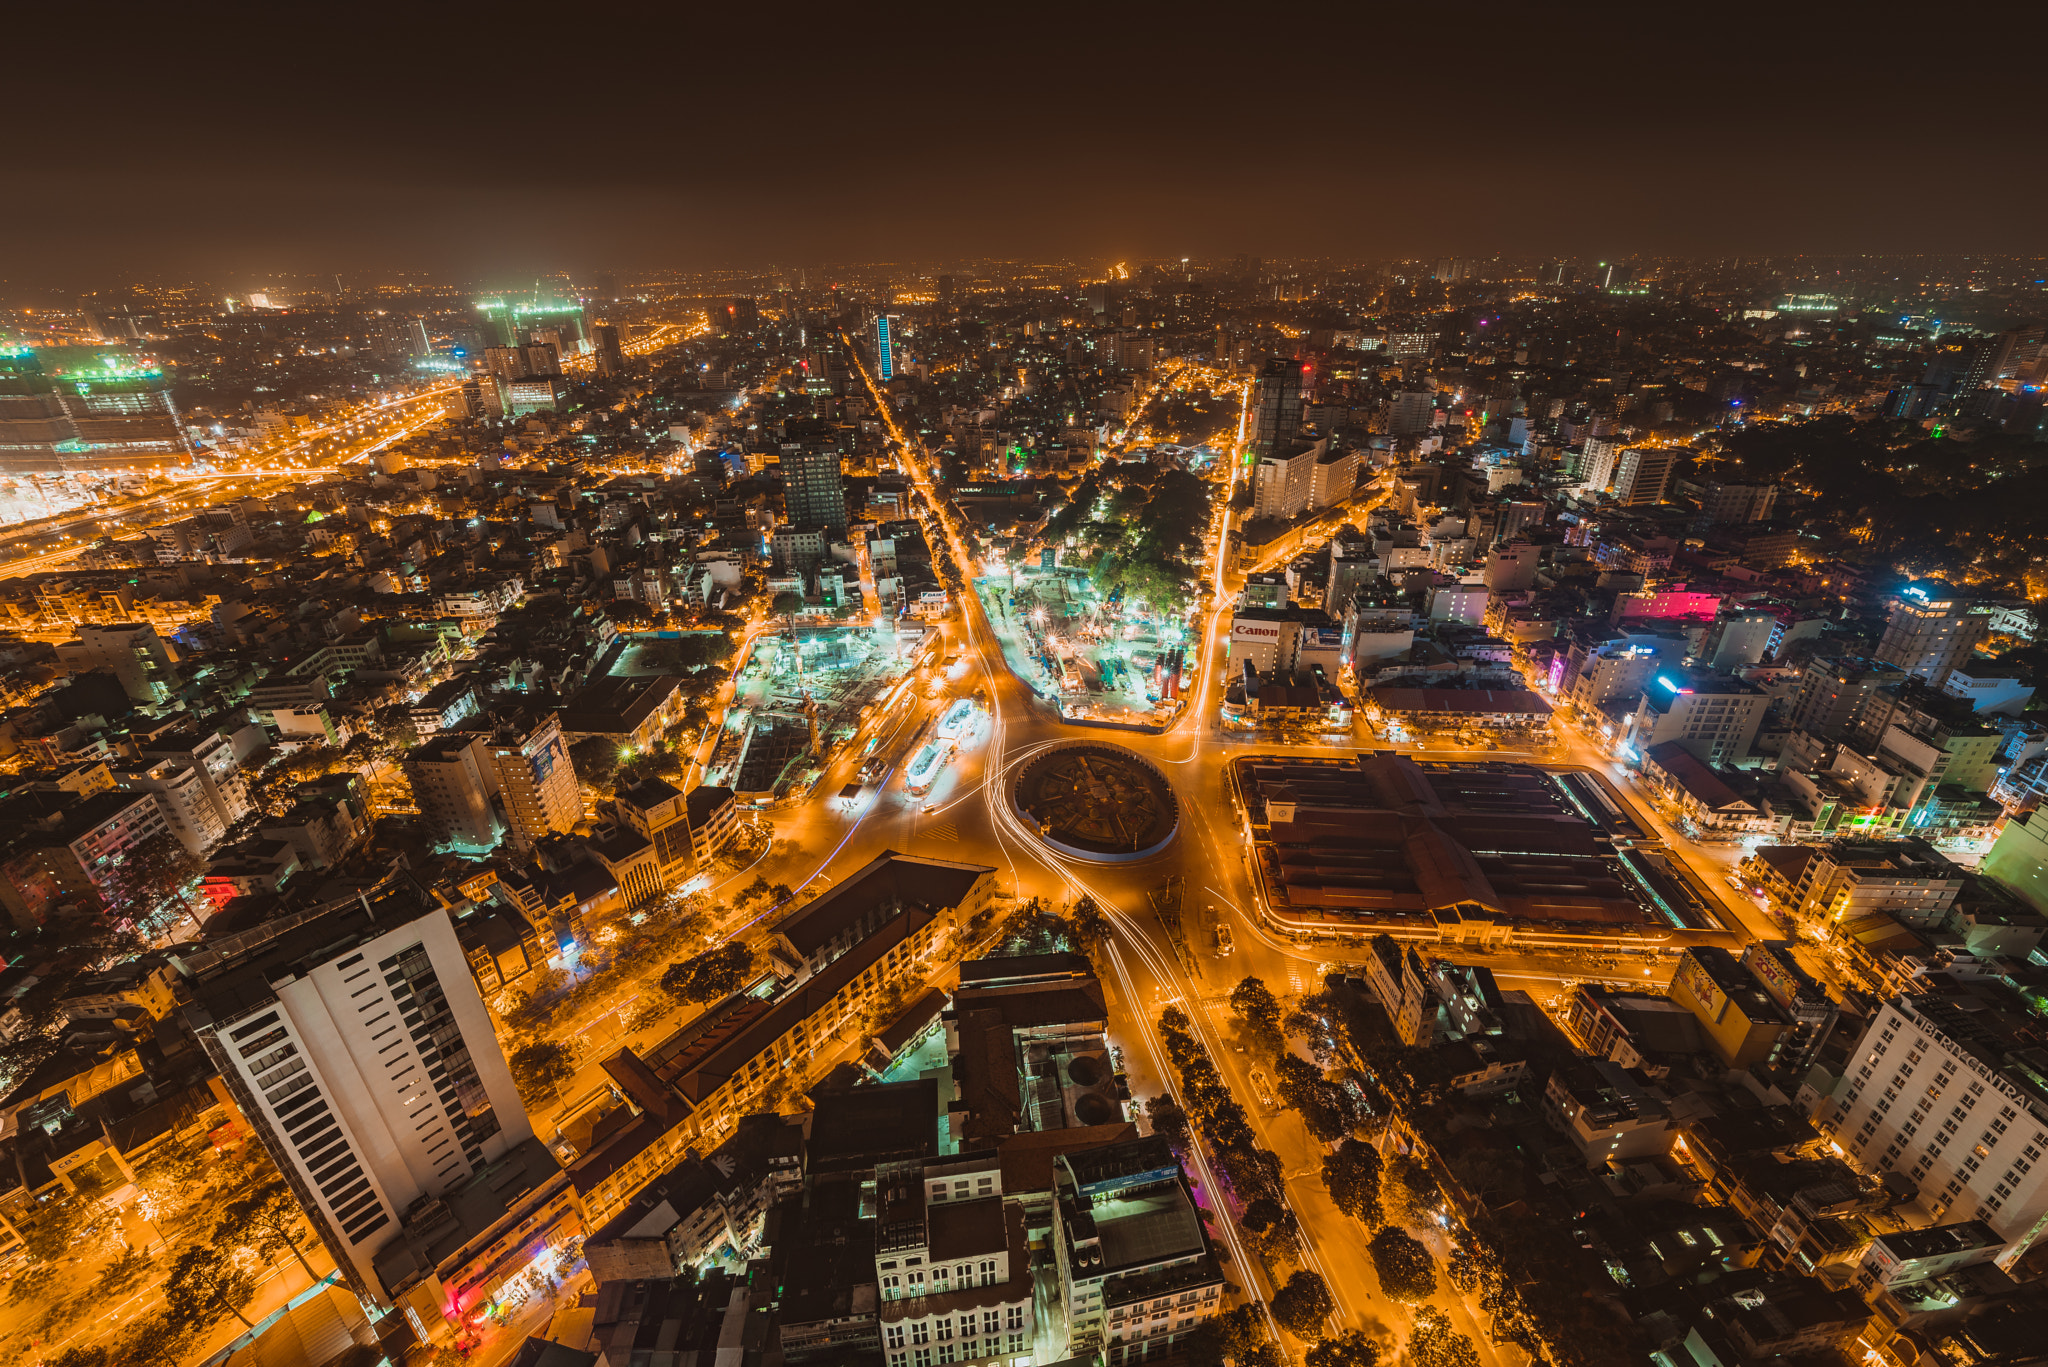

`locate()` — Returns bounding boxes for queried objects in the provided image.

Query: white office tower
[1818,990,2048,1266]
[179,881,530,1318]
[1577,436,1619,494]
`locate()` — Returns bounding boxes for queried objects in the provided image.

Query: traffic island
[1011,741,1179,861]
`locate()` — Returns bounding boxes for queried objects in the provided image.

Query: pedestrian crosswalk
[921,821,961,843]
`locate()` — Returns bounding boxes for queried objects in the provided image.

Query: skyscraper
[1248,357,1306,457]
[1874,582,1990,687]
[1611,447,1676,506]
[480,712,580,849]
[873,313,899,380]
[592,323,624,377]
[781,442,851,539]
[181,883,532,1311]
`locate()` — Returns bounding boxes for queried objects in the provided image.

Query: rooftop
[772,849,990,959]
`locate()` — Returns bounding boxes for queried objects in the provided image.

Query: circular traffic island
[1012,742,1179,861]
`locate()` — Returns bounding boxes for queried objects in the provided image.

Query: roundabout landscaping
[1010,741,1179,861]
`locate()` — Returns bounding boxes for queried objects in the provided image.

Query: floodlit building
[1818,989,2048,1264]
[1874,582,1989,687]
[179,884,541,1323]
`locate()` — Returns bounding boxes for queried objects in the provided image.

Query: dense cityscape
[11,7,2048,1358]
[1,250,2046,1367]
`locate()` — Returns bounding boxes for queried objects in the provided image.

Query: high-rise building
[481,347,527,383]
[781,442,850,539]
[1576,436,1619,494]
[872,313,900,380]
[1249,358,1306,457]
[936,274,956,305]
[1697,481,1778,524]
[0,347,192,473]
[1619,670,1768,766]
[591,323,624,377]
[1254,440,1320,520]
[403,316,432,358]
[1309,444,1358,509]
[180,885,534,1314]
[403,734,503,850]
[1611,447,1677,506]
[1983,807,2048,915]
[480,712,579,849]
[1387,389,1435,439]
[54,621,177,702]
[1788,655,1909,740]
[1817,988,2048,1261]
[1874,582,1990,687]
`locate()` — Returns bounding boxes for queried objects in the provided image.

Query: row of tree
[44,1170,326,1367]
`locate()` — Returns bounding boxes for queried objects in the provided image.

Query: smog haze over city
[4,6,2048,1367]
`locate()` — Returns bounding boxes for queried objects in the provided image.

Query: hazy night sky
[8,0,2044,288]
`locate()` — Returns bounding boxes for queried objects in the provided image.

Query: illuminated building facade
[0,348,191,472]
[181,891,534,1322]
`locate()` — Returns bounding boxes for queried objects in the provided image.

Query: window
[1008,1307,1025,1332]
[1008,1334,1026,1354]
[892,1356,908,1367]
[937,1319,953,1341]
[934,1268,951,1289]
[979,1259,998,1285]
[913,1324,930,1346]
[883,1276,901,1300]
[938,1346,955,1364]
[984,1311,1001,1335]
[915,1351,933,1367]
[957,1265,972,1285]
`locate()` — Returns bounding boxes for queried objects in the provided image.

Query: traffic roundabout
[1009,741,1179,861]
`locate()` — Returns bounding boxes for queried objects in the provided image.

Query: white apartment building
[878,1151,1036,1367]
[119,757,227,855]
[1620,671,1768,766]
[1253,439,1323,520]
[1819,992,2048,1266]
[1052,1135,1225,1364]
[181,892,531,1311]
[1309,445,1358,510]
[56,621,178,703]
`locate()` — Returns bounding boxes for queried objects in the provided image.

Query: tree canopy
[1321,1137,1385,1227]
[1304,1330,1381,1367]
[1270,1269,1336,1339]
[658,941,755,1003]
[1367,1225,1436,1302]
[1406,1307,1481,1367]
[1229,976,1284,1047]
[509,1039,579,1103]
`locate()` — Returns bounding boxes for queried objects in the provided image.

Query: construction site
[706,620,945,802]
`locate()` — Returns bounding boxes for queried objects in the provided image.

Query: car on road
[1215,924,1235,956]
[1250,1067,1277,1110]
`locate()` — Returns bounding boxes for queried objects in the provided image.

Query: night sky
[9,0,2044,284]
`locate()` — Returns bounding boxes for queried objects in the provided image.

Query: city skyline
[5,31,2048,1365]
